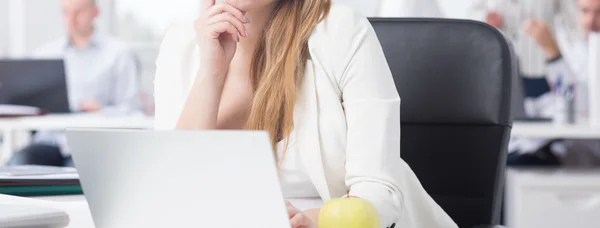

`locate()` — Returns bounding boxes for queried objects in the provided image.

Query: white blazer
[153,4,457,228]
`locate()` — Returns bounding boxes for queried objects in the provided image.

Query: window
[110,0,202,95]
[114,0,201,45]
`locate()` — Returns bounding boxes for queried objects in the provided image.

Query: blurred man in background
[7,0,141,167]
[335,0,444,18]
[508,0,600,167]
[469,0,579,81]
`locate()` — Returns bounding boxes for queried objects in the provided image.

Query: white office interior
[1,0,600,227]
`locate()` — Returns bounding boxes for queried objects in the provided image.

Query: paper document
[0,105,41,116]
[0,173,79,181]
[0,166,77,177]
[0,166,78,181]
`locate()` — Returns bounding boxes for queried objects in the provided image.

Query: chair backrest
[370,18,515,227]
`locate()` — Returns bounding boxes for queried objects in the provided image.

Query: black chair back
[370,18,515,227]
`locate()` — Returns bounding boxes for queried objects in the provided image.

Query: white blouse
[276,133,323,211]
[277,134,320,199]
[154,4,457,228]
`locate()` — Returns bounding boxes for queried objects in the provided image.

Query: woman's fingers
[206,2,249,25]
[210,21,240,42]
[290,213,311,228]
[207,12,248,37]
[203,0,216,10]
[286,201,302,218]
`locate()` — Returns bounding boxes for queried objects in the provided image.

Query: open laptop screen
[0,59,70,113]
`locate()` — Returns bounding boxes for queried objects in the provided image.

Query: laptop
[66,129,291,228]
[0,59,70,113]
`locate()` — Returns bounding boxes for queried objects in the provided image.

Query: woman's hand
[286,201,317,228]
[196,0,249,79]
[176,0,248,130]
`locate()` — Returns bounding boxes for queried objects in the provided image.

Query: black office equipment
[370,18,514,228]
[513,77,553,122]
[0,59,70,113]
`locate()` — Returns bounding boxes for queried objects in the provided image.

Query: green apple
[318,197,381,228]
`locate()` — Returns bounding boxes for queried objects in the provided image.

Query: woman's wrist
[195,69,227,88]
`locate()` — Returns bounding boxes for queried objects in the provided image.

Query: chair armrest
[471,225,507,228]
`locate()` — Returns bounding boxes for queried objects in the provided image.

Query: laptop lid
[0,59,70,113]
[66,129,290,228]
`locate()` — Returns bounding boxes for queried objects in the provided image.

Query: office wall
[0,0,113,58]
[22,0,65,55]
[0,0,177,96]
[440,0,473,18]
[0,0,64,57]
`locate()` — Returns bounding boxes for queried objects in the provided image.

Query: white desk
[506,168,600,228]
[508,123,600,227]
[512,122,600,139]
[0,194,323,228]
[0,114,154,164]
[0,114,153,131]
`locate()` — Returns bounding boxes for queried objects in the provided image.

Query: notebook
[0,166,81,197]
[0,105,44,117]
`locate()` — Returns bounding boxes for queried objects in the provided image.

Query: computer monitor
[0,59,70,113]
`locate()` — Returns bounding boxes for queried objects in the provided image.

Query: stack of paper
[0,166,82,197]
[0,105,43,117]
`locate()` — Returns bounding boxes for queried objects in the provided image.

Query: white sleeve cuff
[347,182,401,228]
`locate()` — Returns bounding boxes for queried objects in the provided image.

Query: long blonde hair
[246,0,331,156]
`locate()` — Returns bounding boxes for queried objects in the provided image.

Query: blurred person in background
[334,0,444,18]
[7,0,141,167]
[469,0,579,81]
[507,0,600,167]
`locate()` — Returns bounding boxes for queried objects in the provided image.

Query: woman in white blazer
[154,0,457,227]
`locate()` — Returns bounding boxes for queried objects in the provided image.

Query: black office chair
[370,18,515,228]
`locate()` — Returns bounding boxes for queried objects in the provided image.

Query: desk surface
[0,114,154,165]
[0,194,323,228]
[0,113,154,130]
[512,122,600,139]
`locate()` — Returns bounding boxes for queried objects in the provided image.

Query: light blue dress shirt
[31,33,142,156]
